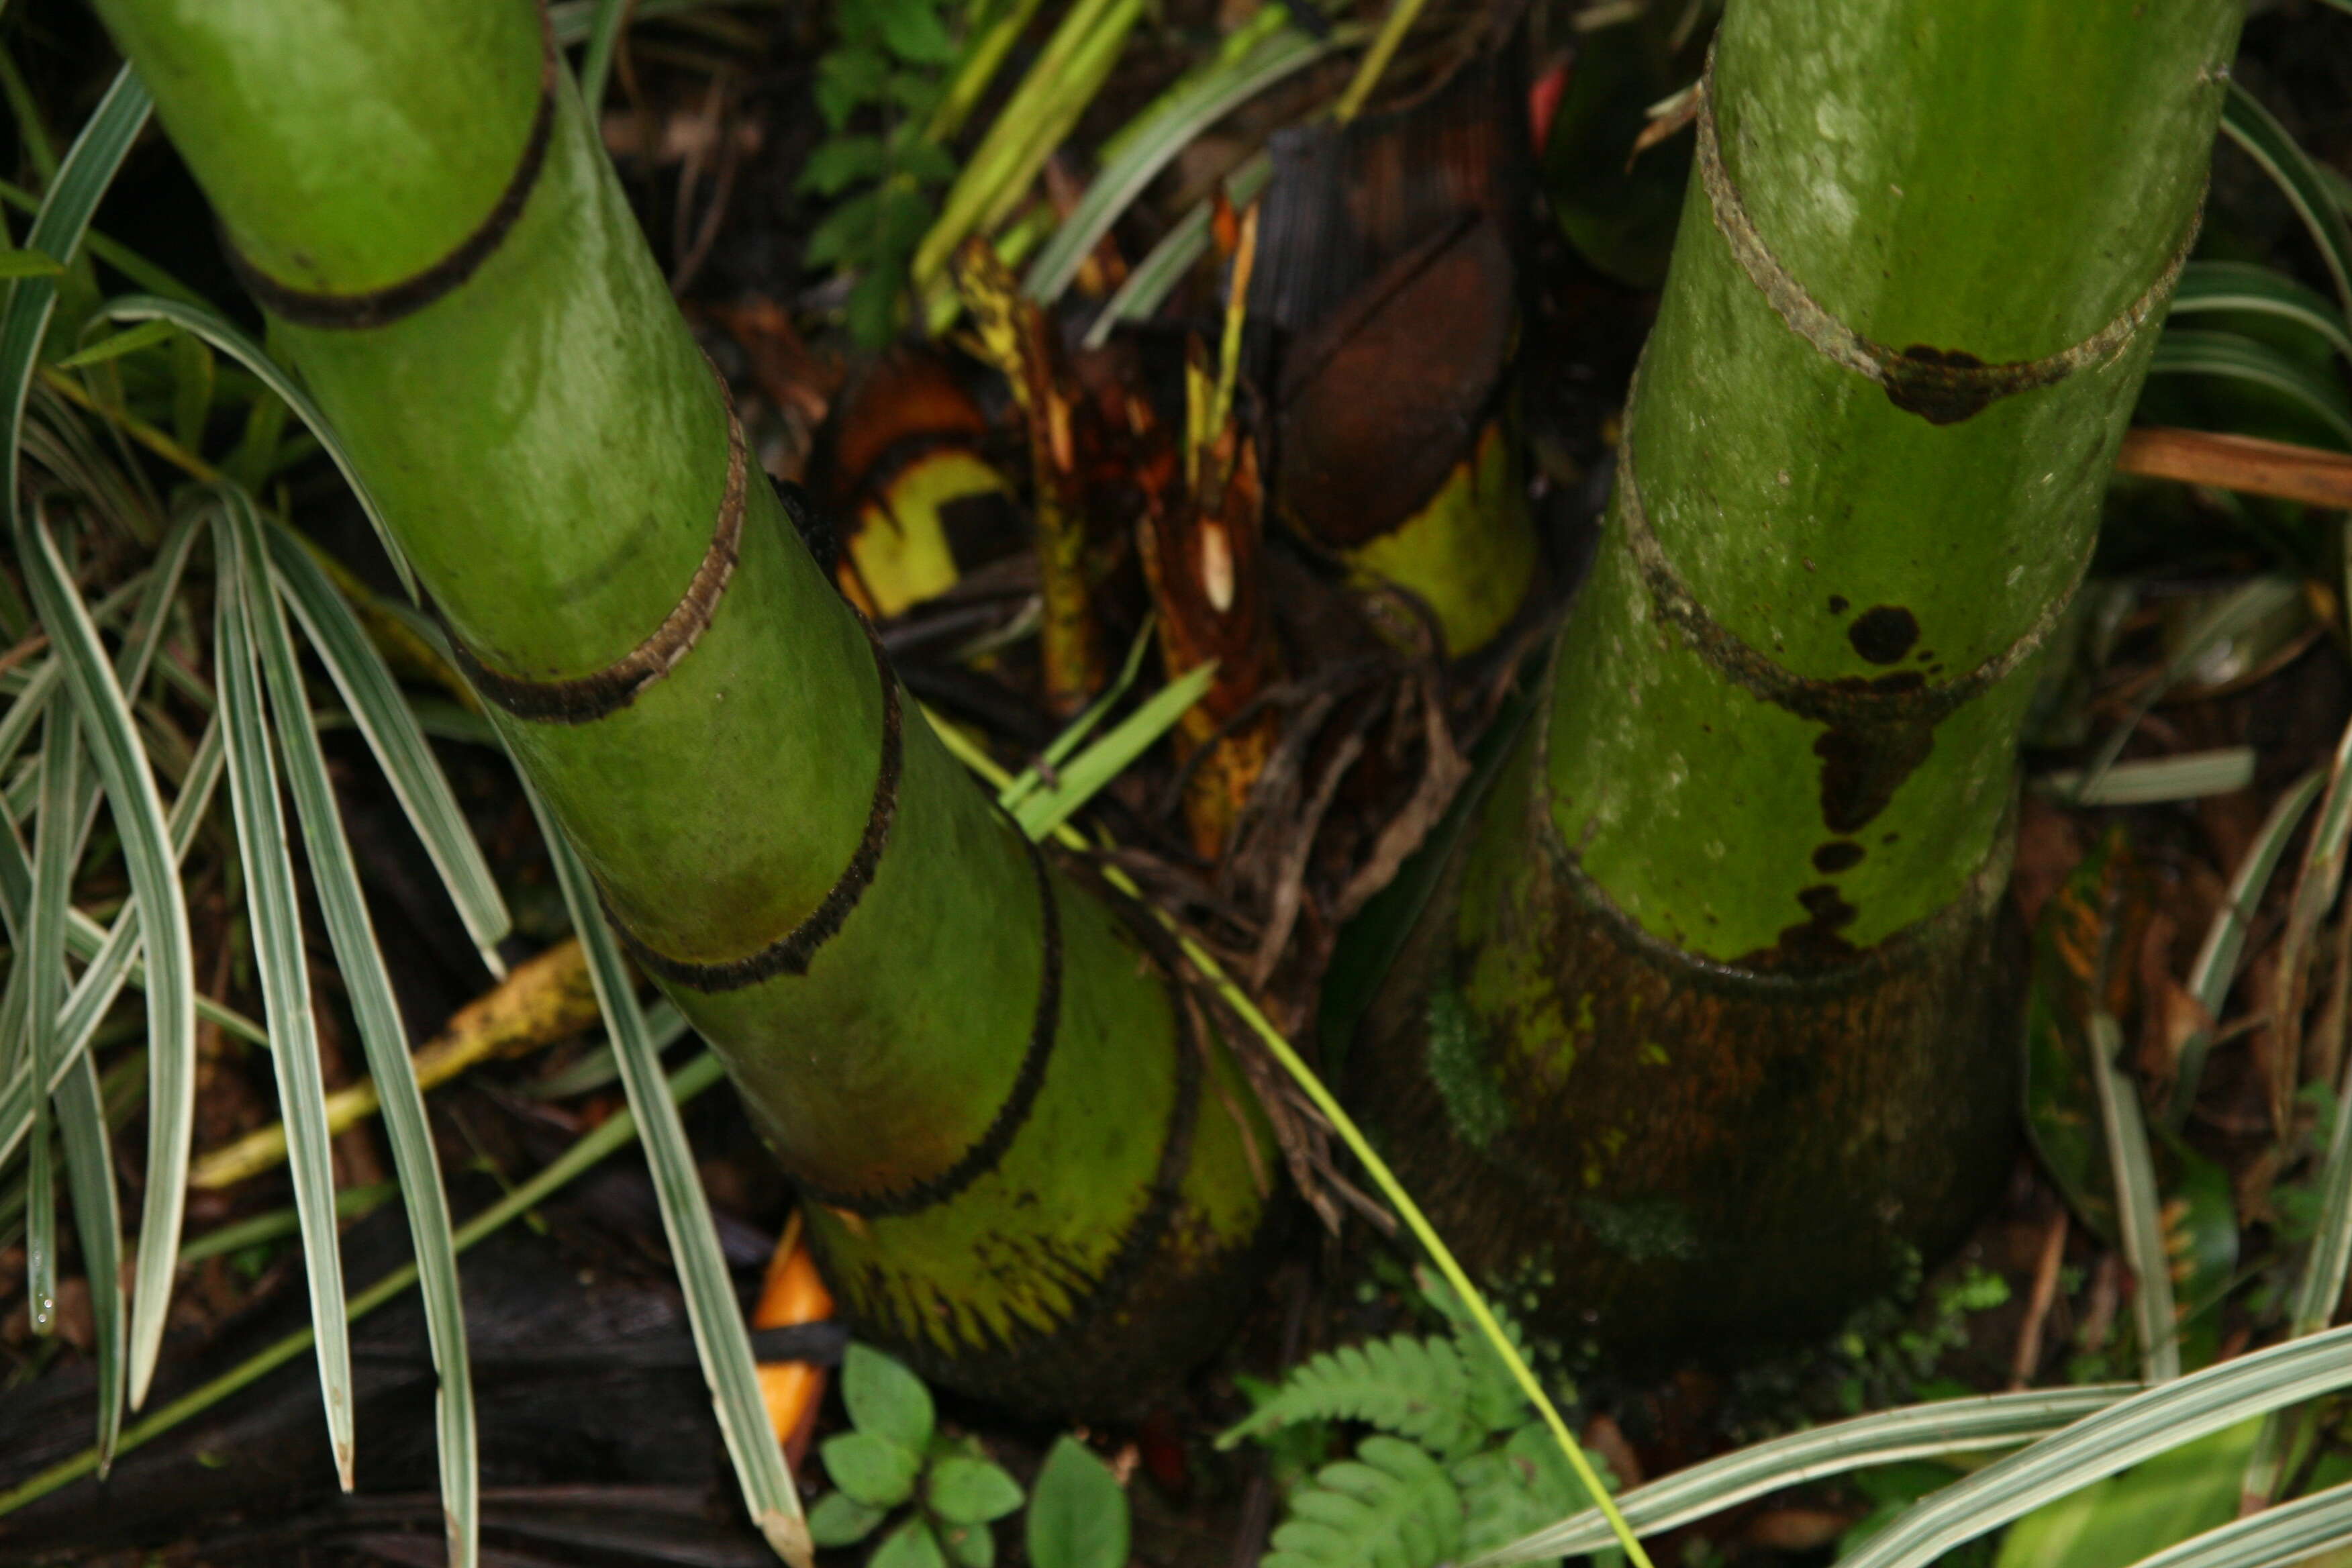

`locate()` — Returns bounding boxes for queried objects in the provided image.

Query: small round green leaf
[846,1342,937,1454]
[808,1490,889,1547]
[824,1430,922,1509]
[928,1455,1024,1524]
[1026,1436,1130,1568]
[940,1518,997,1568]
[871,1516,949,1568]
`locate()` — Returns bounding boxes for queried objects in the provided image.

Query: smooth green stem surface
[94,0,1271,1406]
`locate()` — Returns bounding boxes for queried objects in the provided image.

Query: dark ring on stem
[224,5,559,331]
[787,823,1065,1218]
[1616,364,2088,729]
[449,364,748,724]
[1694,44,2200,425]
[610,616,903,991]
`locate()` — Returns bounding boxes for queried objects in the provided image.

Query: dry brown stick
[2011,1208,2070,1388]
[190,940,600,1188]
[2117,427,2352,511]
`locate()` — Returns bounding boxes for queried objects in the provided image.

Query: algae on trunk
[1353,0,2241,1353]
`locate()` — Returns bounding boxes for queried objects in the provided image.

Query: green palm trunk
[1351,0,2243,1351]
[91,0,1271,1408]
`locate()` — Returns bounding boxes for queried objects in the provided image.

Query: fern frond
[1222,1334,1483,1459]
[1454,1420,1605,1566]
[1264,1436,1464,1568]
[1418,1268,1538,1436]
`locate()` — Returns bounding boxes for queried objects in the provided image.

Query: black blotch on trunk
[1885,345,1997,424]
[1827,594,1850,615]
[1812,840,1865,873]
[1848,605,1921,665]
[1815,708,1935,834]
[1775,882,1861,963]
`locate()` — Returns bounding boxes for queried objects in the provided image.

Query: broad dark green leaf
[845,1343,936,1455]
[1026,1436,1130,1568]
[824,1430,922,1510]
[927,1455,1022,1525]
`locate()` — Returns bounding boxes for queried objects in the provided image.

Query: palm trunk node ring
[91,0,1277,1412]
[1349,0,2243,1355]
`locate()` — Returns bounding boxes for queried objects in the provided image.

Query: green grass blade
[2090,1011,2179,1383]
[996,618,1159,815]
[0,1048,729,1520]
[0,724,226,1177]
[1836,1324,2352,1568]
[2220,83,2352,317]
[16,507,196,1414]
[2168,260,2352,366]
[2077,578,2307,795]
[97,293,417,597]
[0,659,59,779]
[530,790,808,1567]
[180,1182,401,1268]
[926,723,1656,1568]
[1023,23,1336,303]
[56,317,177,371]
[213,520,356,1489]
[1467,1385,2133,1565]
[226,489,477,1561]
[0,66,150,549]
[2037,749,2257,806]
[2290,785,2352,1338]
[2125,1477,2352,1568]
[1082,152,1274,349]
[23,695,78,1340]
[265,519,511,975]
[2148,329,2352,449]
[577,0,628,110]
[1012,660,1216,839]
[2171,766,2324,1130]
[56,1050,125,1472]
[548,0,718,46]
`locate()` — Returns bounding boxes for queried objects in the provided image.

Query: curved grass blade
[224,489,477,1561]
[530,790,807,1567]
[2077,579,2307,797]
[0,658,59,779]
[1836,1323,2352,1568]
[0,724,222,1173]
[2090,1010,2179,1383]
[1083,152,1273,350]
[23,696,79,1341]
[213,521,355,1489]
[0,1048,728,1520]
[97,293,416,597]
[548,0,712,46]
[2289,928,2352,1342]
[2126,1477,2352,1568]
[266,520,511,975]
[56,1051,124,1471]
[2168,261,2352,367]
[1012,659,1215,839]
[2220,83,2352,316]
[1,66,150,549]
[17,508,195,1414]
[2169,766,2324,1129]
[997,619,1158,817]
[1023,21,1336,303]
[577,0,630,111]
[927,725,1655,1568]
[2037,749,2257,807]
[2147,330,2352,450]
[1467,1385,2133,1565]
